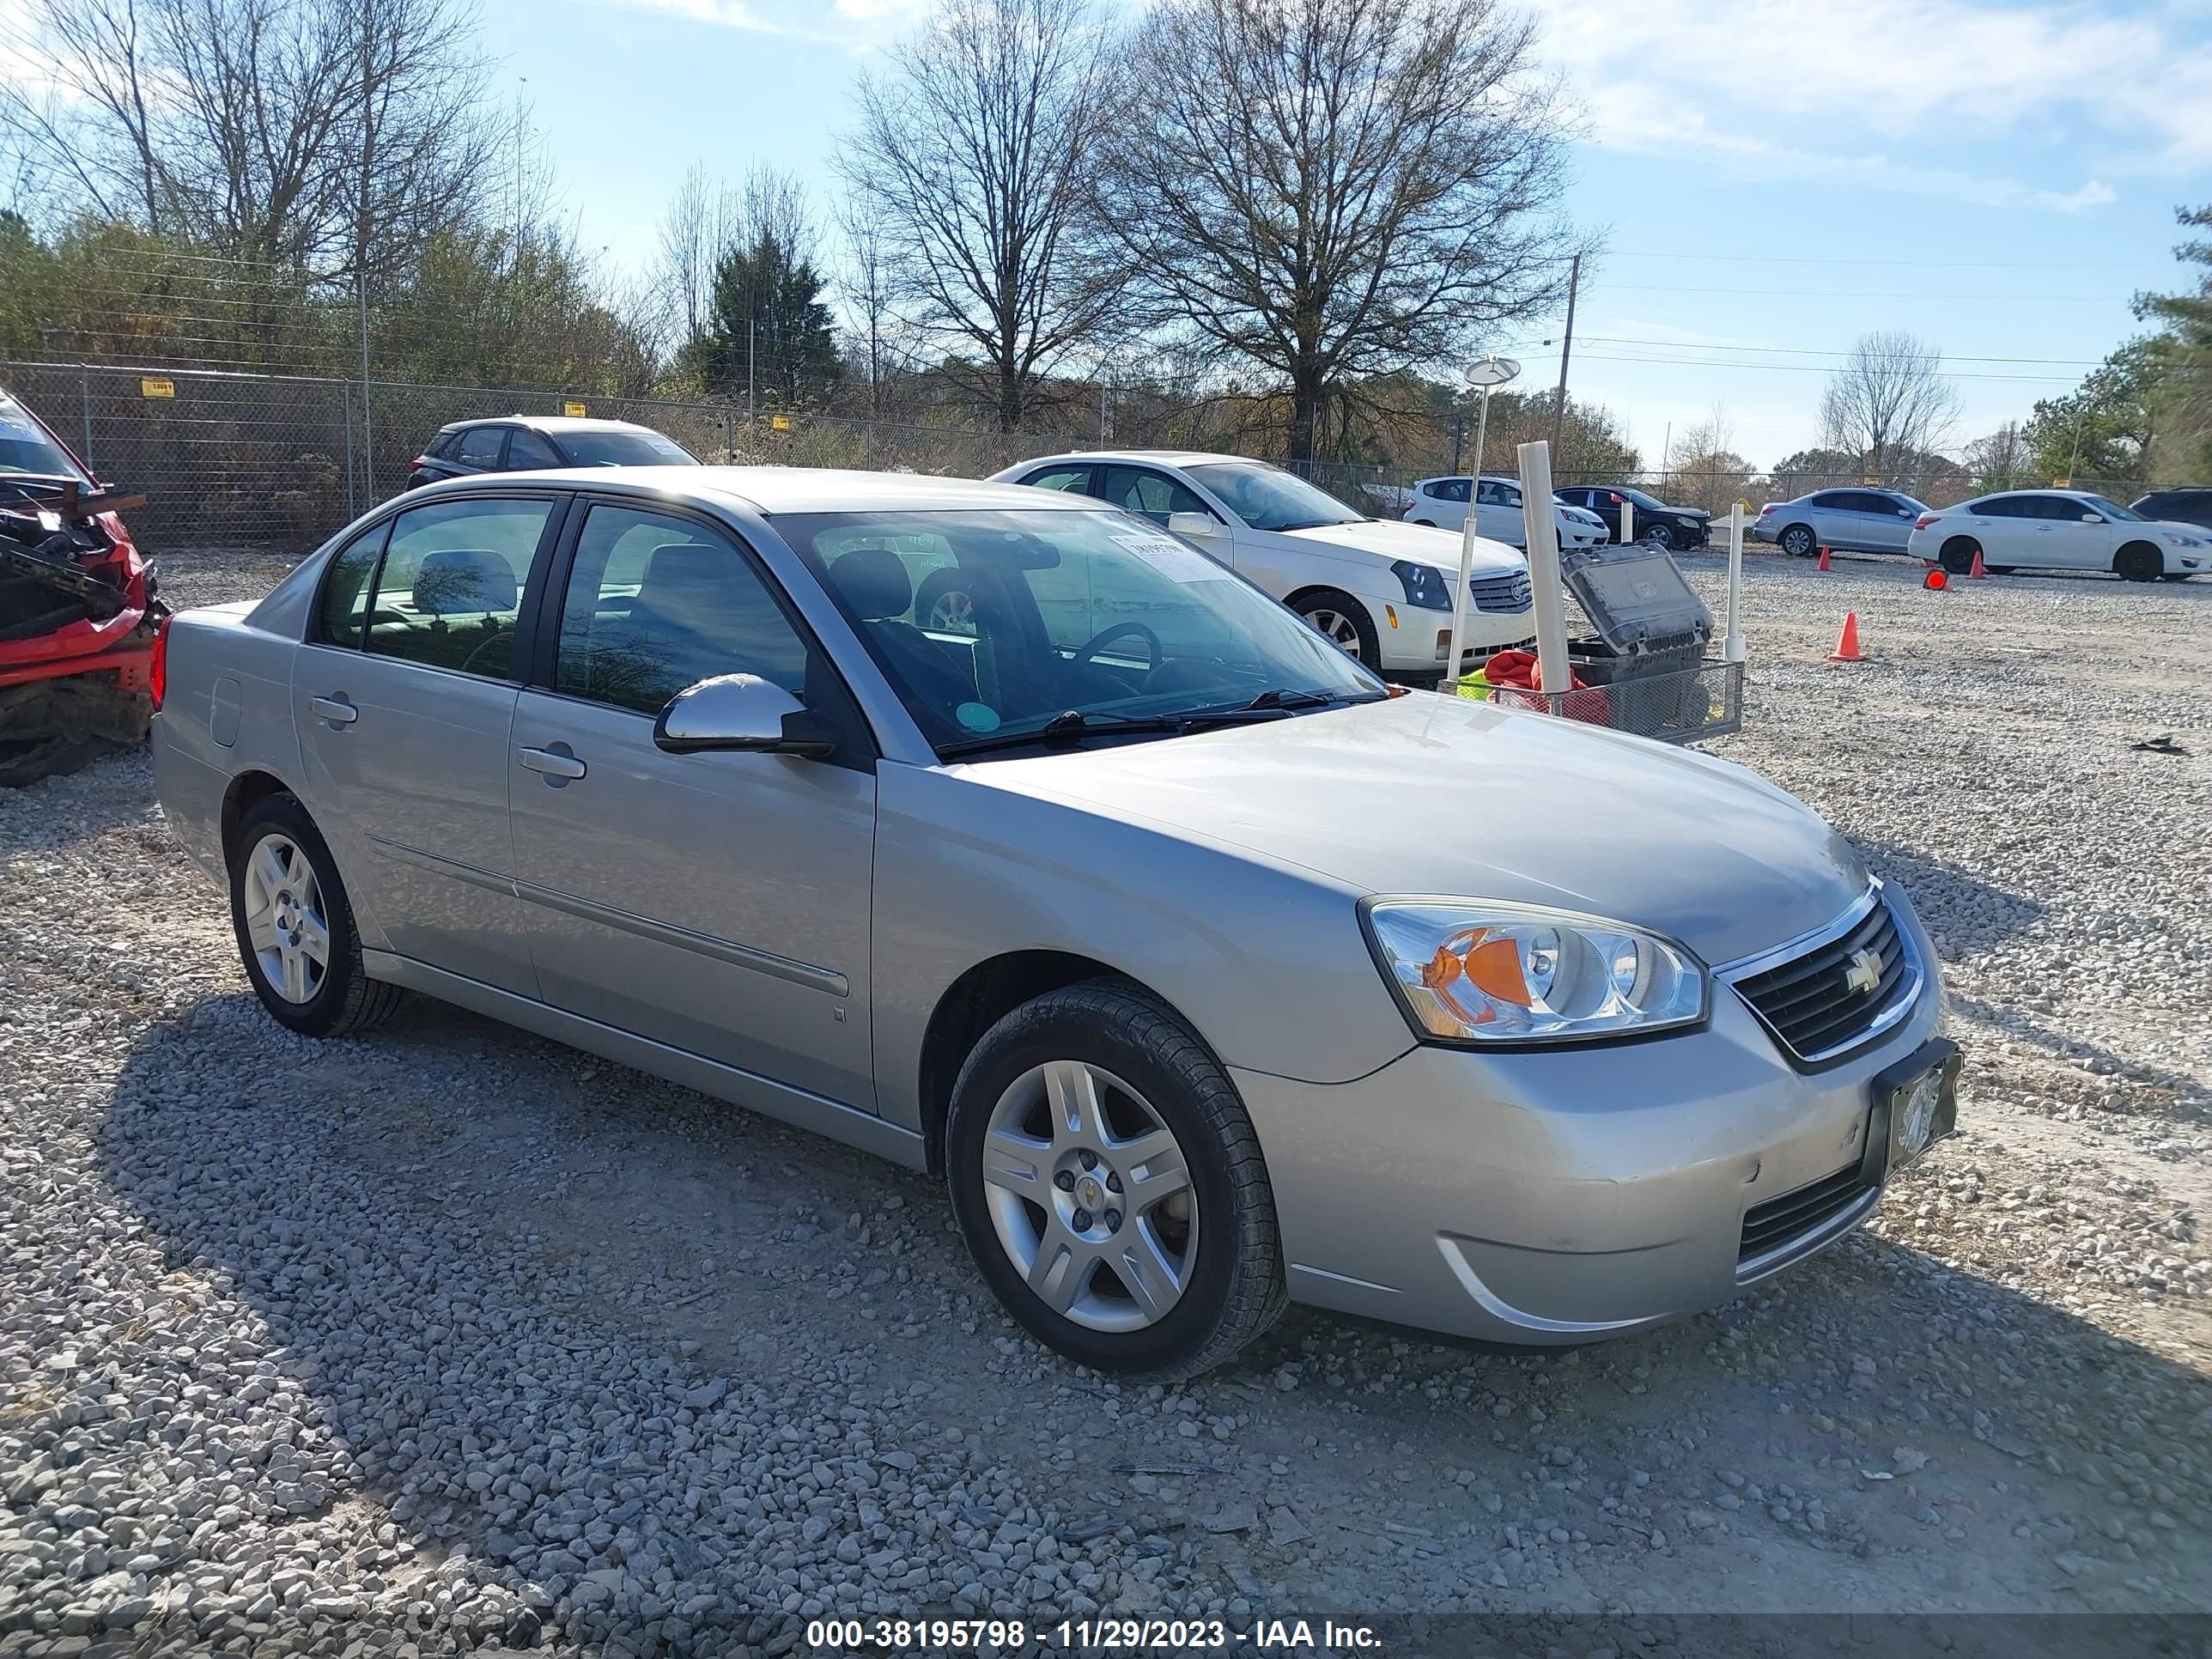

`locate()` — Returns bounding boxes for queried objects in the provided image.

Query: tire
[2160,571,2192,581]
[1988,565,2014,575]
[945,979,1285,1376]
[911,568,978,635]
[1640,523,1677,552]
[1291,588,1380,666]
[2114,543,2163,583]
[228,793,404,1038]
[1778,524,1817,558]
[1939,538,1979,575]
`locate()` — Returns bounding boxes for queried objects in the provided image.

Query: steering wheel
[459,625,513,675]
[1070,620,1163,677]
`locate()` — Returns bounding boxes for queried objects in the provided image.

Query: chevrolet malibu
[150,468,1959,1376]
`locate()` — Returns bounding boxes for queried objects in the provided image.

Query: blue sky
[489,0,2211,469]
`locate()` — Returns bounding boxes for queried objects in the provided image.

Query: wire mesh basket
[1462,659,1745,744]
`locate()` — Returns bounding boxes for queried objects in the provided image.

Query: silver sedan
[150,468,1959,1375]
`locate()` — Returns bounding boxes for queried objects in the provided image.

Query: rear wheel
[945,980,1285,1376]
[1291,588,1380,666]
[1939,538,1979,575]
[228,793,403,1038]
[2114,543,2162,583]
[1778,524,1816,558]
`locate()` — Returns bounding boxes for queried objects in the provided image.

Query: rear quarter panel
[151,605,304,883]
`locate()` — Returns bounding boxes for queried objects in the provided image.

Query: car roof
[439,416,661,435]
[1017,449,1256,469]
[416,465,1101,516]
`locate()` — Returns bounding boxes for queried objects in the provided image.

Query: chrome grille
[1729,891,1916,1068]
[1739,1162,1875,1267]
[1471,571,1533,613]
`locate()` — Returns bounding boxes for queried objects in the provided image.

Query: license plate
[1872,1038,1961,1174]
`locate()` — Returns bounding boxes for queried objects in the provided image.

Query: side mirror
[1166,510,1222,539]
[2081,514,2104,524]
[653,673,836,757]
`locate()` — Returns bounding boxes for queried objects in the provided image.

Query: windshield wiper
[1242,687,1342,710]
[939,691,1384,758]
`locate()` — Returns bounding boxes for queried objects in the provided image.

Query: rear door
[1966,495,2033,565]
[506,499,878,1108]
[292,491,565,993]
[1475,479,1524,545]
[1803,491,1858,549]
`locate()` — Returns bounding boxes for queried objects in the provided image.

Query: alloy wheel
[927,589,977,635]
[1304,608,1364,659]
[978,1060,1198,1333]
[240,832,330,1005]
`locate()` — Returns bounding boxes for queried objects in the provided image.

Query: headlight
[1362,898,1707,1043]
[1390,559,1453,611]
[2164,533,2201,548]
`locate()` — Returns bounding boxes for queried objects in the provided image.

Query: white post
[1518,441,1571,695]
[1619,494,1634,548]
[1724,502,1747,664]
[1444,384,1494,690]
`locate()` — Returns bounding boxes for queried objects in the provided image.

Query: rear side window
[507,428,562,469]
[1094,465,1212,526]
[316,525,390,648]
[426,432,460,459]
[455,427,507,468]
[362,498,555,679]
[1020,465,1094,494]
[1972,496,2021,518]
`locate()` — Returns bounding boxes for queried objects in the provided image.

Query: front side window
[317,524,390,648]
[556,429,697,467]
[556,505,808,714]
[2077,495,2142,521]
[1095,465,1212,526]
[362,497,553,678]
[1184,461,1363,532]
[507,428,562,469]
[781,507,1380,753]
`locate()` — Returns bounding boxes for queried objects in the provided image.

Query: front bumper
[1377,604,1532,672]
[1235,921,1948,1344]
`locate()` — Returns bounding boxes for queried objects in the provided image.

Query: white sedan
[988,451,1534,683]
[1403,475,1610,551]
[1908,490,2209,581]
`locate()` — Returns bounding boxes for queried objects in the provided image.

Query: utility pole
[1548,252,1581,457]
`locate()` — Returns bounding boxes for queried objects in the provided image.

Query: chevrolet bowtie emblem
[1843,946,1884,997]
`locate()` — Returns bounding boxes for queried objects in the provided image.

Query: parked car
[2129,487,2212,533]
[986,451,1534,684]
[408,416,696,487]
[1907,490,2208,580]
[1553,485,1711,550]
[1753,488,1930,558]
[1402,475,1610,550]
[152,465,1958,1376]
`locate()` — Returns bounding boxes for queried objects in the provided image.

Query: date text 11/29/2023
[804,1617,1384,1651]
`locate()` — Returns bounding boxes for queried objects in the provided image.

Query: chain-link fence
[2,356,2156,553]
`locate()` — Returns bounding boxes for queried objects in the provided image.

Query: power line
[1601,282,2129,302]
[1608,251,2161,272]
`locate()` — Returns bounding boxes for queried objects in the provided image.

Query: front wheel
[945,980,1285,1376]
[1640,524,1678,551]
[1291,589,1380,666]
[2114,543,2163,583]
[228,793,403,1037]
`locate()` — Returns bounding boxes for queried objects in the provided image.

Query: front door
[292,493,561,994]
[506,501,878,1109]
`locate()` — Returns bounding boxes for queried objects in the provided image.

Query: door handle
[517,745,586,781]
[310,696,357,725]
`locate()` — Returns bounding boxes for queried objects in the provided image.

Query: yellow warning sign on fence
[562,400,586,417]
[140,377,174,399]
[769,414,791,432]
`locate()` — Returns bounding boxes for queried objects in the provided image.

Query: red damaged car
[0,386,166,786]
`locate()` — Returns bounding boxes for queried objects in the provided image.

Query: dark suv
[1552,485,1711,550]
[2130,488,2212,533]
[408,416,698,487]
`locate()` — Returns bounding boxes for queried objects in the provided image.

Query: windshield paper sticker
[1109,532,1231,582]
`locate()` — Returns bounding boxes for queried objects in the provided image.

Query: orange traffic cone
[1967,548,1988,579]
[1828,612,1866,662]
[1924,568,1948,591]
[1816,544,1832,571]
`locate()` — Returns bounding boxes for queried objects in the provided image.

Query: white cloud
[1552,0,2212,204]
[582,0,931,50]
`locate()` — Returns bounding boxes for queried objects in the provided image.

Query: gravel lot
[1,546,2208,1656]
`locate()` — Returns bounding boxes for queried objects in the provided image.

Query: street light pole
[1447,356,1521,689]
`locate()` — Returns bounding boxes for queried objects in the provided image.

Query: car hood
[2152,519,2209,542]
[966,694,1868,966]
[1281,517,1526,576]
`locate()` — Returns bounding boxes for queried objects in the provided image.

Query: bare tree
[1093,0,1583,465]
[838,0,1125,431]
[835,192,898,412]
[0,0,495,276]
[656,164,741,356]
[1818,331,1961,483]
[1963,421,2031,491]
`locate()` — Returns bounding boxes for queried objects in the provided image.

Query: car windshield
[2081,495,2143,521]
[1615,488,1667,512]
[558,429,698,466]
[0,392,90,483]
[779,507,1383,756]
[1888,494,1930,514]
[1185,461,1364,532]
